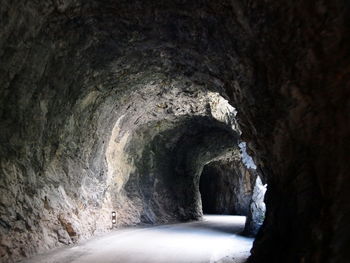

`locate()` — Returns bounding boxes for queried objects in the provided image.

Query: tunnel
[0,1,349,263]
[199,142,261,216]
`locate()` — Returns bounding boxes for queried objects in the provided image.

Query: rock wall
[226,2,350,263]
[0,1,349,263]
[243,176,267,236]
[0,3,242,257]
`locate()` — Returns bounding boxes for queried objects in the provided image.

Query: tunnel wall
[0,1,241,257]
[226,1,350,263]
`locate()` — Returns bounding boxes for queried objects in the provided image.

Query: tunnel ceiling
[0,1,349,263]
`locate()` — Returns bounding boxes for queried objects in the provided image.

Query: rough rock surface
[243,176,267,236]
[0,1,349,263]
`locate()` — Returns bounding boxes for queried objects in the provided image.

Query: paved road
[22,215,254,263]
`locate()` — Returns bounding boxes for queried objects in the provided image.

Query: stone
[243,176,267,236]
[57,229,72,245]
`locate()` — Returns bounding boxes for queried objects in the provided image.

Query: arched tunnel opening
[0,1,349,263]
[198,141,267,236]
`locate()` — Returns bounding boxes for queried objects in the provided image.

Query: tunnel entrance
[200,163,234,215]
[199,160,251,215]
[199,142,267,237]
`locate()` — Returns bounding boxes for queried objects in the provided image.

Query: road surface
[21,215,254,263]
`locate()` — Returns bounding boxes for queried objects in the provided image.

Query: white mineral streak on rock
[239,142,257,170]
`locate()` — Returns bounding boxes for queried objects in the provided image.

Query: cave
[0,1,349,263]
